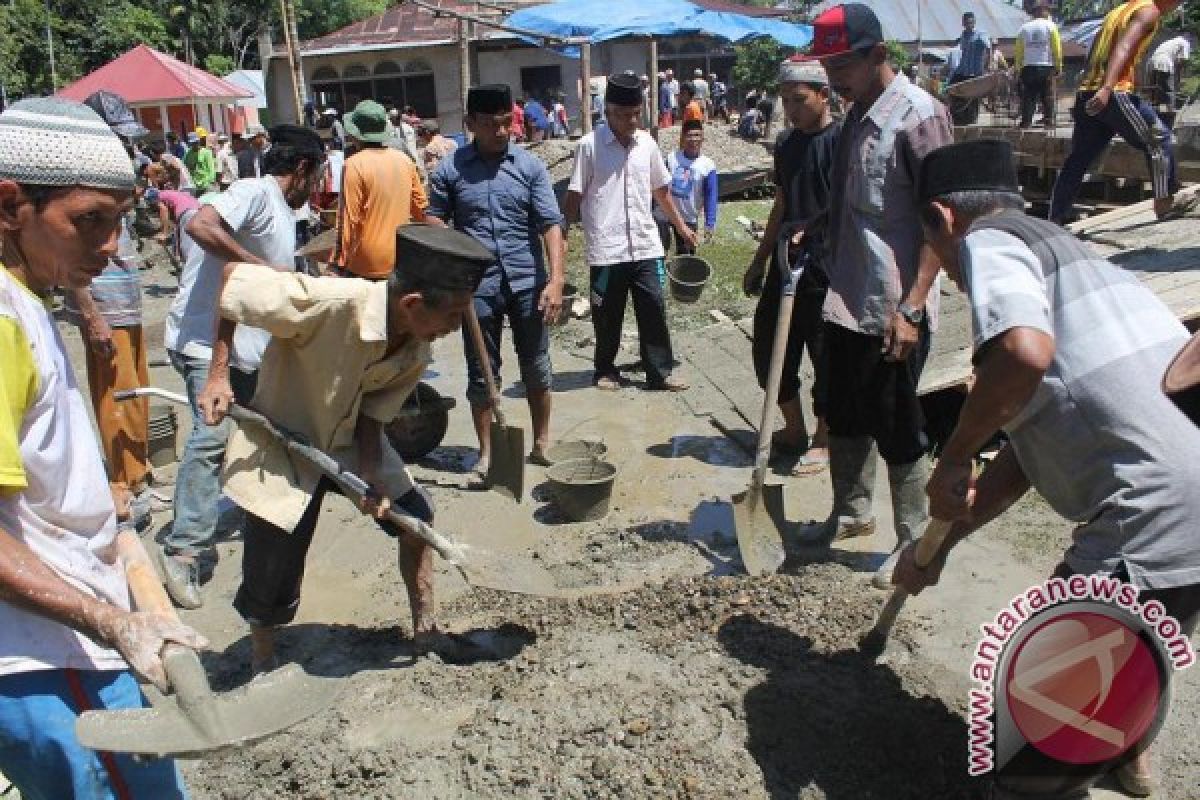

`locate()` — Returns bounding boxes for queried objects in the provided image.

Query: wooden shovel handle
[912,518,955,569]
[115,528,180,620]
[464,304,507,426]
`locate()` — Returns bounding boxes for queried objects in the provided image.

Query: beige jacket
[219,264,428,532]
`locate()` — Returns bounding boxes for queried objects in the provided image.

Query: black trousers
[233,477,434,627]
[589,259,676,386]
[655,219,697,257]
[1019,66,1055,128]
[823,321,931,465]
[751,267,827,415]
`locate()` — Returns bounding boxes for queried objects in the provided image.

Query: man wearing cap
[744,60,840,469]
[418,119,457,174]
[565,72,696,391]
[428,85,565,468]
[797,4,953,589]
[1049,0,1188,224]
[238,125,267,179]
[217,132,241,190]
[897,138,1200,800]
[183,130,217,194]
[157,125,327,609]
[203,224,495,669]
[665,68,680,118]
[0,96,207,800]
[336,100,428,281]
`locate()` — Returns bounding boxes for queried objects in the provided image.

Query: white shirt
[692,77,710,101]
[164,177,297,368]
[0,268,128,675]
[328,150,345,192]
[653,150,717,229]
[1151,36,1191,73]
[569,126,671,265]
[1018,18,1058,67]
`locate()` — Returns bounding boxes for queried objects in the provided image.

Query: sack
[1163,331,1200,426]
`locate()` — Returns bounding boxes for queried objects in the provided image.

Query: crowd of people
[1,2,1199,799]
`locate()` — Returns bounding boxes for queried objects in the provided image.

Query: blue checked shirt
[428,142,564,295]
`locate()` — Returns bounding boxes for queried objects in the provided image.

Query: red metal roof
[58,45,253,105]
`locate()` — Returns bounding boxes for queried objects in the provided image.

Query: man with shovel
[895,138,1200,799]
[0,97,206,799]
[427,84,565,471]
[796,3,953,589]
[200,224,494,671]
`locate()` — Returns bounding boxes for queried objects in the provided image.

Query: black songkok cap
[467,84,513,115]
[395,224,493,292]
[605,72,643,107]
[918,140,1020,204]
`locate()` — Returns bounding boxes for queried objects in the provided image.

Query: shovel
[75,528,337,757]
[731,231,807,575]
[115,388,556,596]
[859,518,955,659]
[464,305,526,502]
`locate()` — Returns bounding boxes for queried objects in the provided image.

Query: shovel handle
[115,529,180,619]
[871,518,956,636]
[464,305,508,427]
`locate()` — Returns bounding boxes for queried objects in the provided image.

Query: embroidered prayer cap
[0,97,135,191]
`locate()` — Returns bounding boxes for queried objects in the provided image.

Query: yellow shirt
[1080,0,1162,92]
[219,264,430,532]
[338,146,429,280]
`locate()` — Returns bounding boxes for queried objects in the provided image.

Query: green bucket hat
[344,100,390,144]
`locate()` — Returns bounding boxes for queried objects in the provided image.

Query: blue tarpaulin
[506,0,812,55]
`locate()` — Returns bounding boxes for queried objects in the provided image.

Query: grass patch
[561,198,775,329]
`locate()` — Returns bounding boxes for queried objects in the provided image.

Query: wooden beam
[581,42,593,135]
[458,17,471,128]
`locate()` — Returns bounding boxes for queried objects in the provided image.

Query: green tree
[732,38,797,92]
[292,0,387,40]
[204,53,236,76]
[885,40,911,73]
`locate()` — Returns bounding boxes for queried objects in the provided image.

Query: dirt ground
[54,226,1200,800]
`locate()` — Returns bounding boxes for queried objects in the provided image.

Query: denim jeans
[462,284,553,407]
[0,669,187,799]
[164,350,254,558]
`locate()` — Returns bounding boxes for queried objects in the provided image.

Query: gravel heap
[184,563,986,800]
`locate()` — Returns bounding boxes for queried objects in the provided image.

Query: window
[309,57,439,119]
[520,65,563,100]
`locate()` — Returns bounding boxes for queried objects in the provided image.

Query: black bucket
[546,458,617,522]
[666,256,711,304]
[147,404,178,468]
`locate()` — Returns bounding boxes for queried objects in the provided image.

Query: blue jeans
[1050,90,1177,224]
[164,351,256,557]
[462,284,552,407]
[0,669,187,799]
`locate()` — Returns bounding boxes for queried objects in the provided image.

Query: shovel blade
[76,665,338,759]
[487,423,526,502]
[731,481,787,576]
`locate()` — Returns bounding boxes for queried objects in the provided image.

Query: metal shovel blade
[486,423,526,502]
[731,480,787,575]
[76,659,338,759]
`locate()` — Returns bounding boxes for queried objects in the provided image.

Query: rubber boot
[872,456,930,589]
[796,435,877,545]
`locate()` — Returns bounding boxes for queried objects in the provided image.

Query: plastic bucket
[545,440,608,464]
[546,458,617,522]
[666,256,711,304]
[147,404,178,468]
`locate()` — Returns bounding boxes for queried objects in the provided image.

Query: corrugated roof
[297,0,790,54]
[810,0,1030,43]
[58,45,253,104]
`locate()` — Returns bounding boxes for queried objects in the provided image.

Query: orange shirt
[682,101,703,123]
[338,146,428,279]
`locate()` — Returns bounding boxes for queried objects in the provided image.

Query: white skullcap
[0,97,134,191]
[778,60,828,86]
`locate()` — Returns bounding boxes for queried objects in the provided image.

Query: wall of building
[476,44,584,127]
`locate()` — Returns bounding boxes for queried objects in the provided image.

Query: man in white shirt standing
[565,72,696,392]
[1149,33,1191,111]
[691,68,711,120]
[1015,0,1063,129]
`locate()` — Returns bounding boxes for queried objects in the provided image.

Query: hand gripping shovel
[731,232,807,575]
[75,528,337,757]
[465,305,526,502]
[115,388,556,596]
[859,518,954,659]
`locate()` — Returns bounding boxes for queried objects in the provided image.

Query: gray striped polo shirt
[963,211,1200,590]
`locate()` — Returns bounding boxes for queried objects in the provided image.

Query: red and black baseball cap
[793,3,884,61]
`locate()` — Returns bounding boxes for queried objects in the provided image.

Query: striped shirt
[1080,0,1163,92]
[963,212,1200,590]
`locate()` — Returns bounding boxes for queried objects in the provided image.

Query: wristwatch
[898,302,925,325]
